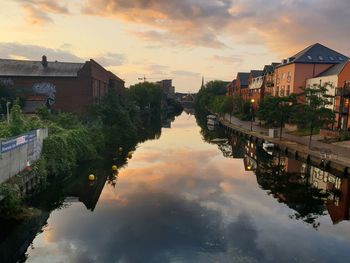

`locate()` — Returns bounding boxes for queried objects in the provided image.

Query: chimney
[42,55,48,67]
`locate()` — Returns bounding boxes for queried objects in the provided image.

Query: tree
[195,80,228,111]
[9,99,26,136]
[0,82,15,117]
[292,84,335,147]
[129,82,162,113]
[258,96,296,139]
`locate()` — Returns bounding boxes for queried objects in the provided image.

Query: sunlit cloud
[4,0,350,91]
[81,0,350,55]
[0,42,82,61]
[18,0,70,25]
[211,55,243,65]
[0,42,127,69]
[95,52,126,67]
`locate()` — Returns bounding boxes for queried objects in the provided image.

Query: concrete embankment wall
[0,128,48,186]
[219,114,349,176]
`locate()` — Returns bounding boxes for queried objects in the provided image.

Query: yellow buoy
[118,147,123,152]
[112,165,118,171]
[88,174,95,181]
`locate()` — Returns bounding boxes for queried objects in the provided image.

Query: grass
[288,127,320,137]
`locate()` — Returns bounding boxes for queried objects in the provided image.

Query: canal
[2,111,350,262]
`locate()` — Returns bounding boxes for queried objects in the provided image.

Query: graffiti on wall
[32,82,56,108]
[0,77,14,87]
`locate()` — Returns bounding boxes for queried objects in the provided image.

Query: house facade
[274,43,348,97]
[226,79,236,96]
[234,72,250,99]
[0,56,124,115]
[248,70,263,107]
[306,61,350,130]
[262,63,279,97]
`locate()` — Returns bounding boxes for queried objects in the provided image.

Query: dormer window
[339,57,344,61]
[318,56,323,60]
[329,56,334,61]
[307,55,312,60]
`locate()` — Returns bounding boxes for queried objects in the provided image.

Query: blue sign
[1,130,37,153]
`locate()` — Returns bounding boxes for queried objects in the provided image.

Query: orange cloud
[18,0,70,25]
[81,0,350,57]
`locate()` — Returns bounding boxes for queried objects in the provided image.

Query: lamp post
[250,99,255,131]
[6,101,11,124]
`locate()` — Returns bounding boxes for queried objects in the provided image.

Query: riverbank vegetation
[0,82,183,218]
[195,81,251,120]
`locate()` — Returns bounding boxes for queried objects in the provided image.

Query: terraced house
[274,43,348,97]
[306,61,350,130]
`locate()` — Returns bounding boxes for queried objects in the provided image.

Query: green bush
[0,183,23,217]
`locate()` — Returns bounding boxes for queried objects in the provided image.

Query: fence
[0,128,48,185]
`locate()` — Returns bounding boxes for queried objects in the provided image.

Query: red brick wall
[7,60,124,115]
[10,75,91,115]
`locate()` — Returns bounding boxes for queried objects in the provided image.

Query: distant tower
[201,76,205,89]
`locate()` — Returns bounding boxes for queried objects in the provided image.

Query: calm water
[4,112,350,262]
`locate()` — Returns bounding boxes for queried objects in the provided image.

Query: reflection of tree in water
[195,110,227,144]
[107,172,119,188]
[255,152,328,229]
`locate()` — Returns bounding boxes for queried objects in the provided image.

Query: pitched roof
[317,61,349,77]
[237,72,250,86]
[262,63,280,75]
[279,43,348,66]
[250,70,263,78]
[0,58,85,77]
[263,65,273,74]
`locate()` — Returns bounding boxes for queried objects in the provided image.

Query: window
[338,57,344,61]
[329,56,334,61]
[307,55,313,60]
[318,56,324,60]
[286,85,290,96]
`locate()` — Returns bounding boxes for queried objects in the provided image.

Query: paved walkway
[223,114,350,161]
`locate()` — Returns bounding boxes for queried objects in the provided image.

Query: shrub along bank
[195,80,251,120]
[0,82,182,217]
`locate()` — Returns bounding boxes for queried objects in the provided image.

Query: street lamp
[6,101,11,124]
[250,99,255,131]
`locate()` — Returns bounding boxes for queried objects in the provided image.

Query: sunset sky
[1,0,349,92]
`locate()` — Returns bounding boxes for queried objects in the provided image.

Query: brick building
[0,56,124,115]
[248,70,263,107]
[156,79,175,98]
[262,63,280,97]
[274,43,348,97]
[233,72,250,99]
[226,79,236,96]
[306,61,350,130]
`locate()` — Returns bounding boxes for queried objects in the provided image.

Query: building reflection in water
[231,136,350,226]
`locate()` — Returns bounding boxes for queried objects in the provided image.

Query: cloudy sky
[0,0,350,92]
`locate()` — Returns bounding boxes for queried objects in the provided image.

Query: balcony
[336,87,350,97]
